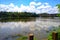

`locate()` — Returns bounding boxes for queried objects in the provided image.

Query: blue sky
[0,0,60,13]
[0,0,60,7]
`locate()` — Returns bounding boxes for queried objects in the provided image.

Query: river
[0,17,60,40]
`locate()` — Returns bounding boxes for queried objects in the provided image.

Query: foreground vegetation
[16,35,37,40]
[16,35,28,40]
[48,26,60,40]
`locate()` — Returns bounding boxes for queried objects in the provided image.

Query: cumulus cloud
[0,2,58,14]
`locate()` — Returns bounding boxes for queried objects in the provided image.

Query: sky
[0,0,60,13]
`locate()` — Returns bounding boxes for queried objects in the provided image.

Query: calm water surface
[0,17,60,40]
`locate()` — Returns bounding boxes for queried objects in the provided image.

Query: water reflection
[0,17,36,22]
[0,17,60,40]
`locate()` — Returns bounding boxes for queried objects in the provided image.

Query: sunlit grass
[16,36,28,40]
[16,35,37,40]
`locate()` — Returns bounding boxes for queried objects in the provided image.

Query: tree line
[0,12,39,19]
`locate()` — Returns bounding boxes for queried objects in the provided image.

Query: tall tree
[56,4,60,17]
[56,4,60,12]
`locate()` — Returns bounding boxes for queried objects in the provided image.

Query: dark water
[0,17,60,40]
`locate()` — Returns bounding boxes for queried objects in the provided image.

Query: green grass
[16,36,28,40]
[16,35,37,40]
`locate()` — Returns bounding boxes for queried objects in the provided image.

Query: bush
[48,26,60,40]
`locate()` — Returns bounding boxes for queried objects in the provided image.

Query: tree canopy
[56,4,60,12]
[56,4,60,17]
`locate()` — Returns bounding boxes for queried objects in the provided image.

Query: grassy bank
[48,26,60,40]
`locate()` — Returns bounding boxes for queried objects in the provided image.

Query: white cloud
[37,2,41,5]
[30,2,41,6]
[0,2,59,14]
[8,3,15,7]
[30,2,36,6]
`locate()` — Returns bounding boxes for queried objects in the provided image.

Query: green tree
[56,4,60,12]
[56,4,60,17]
